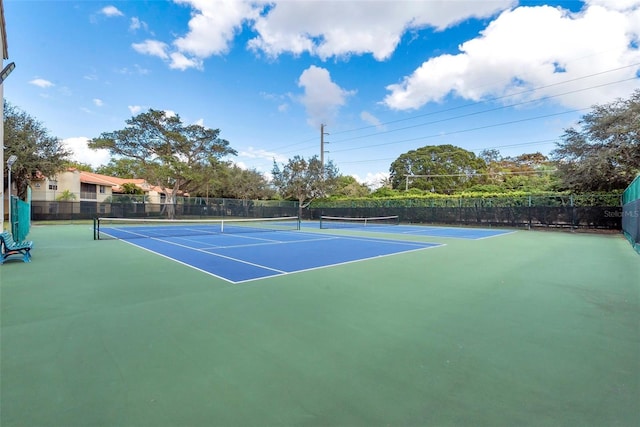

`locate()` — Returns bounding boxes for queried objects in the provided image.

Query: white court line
[167,232,340,250]
[105,229,446,284]
[112,239,240,284]
[470,230,518,240]
[134,236,289,274]
[234,243,446,284]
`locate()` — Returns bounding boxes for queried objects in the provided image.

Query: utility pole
[320,124,329,168]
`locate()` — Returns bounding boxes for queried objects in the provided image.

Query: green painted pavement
[1,225,638,426]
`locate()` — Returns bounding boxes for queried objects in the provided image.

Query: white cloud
[297,66,355,127]
[128,105,142,115]
[238,146,287,164]
[133,38,203,70]
[29,78,54,88]
[117,65,151,75]
[93,98,104,107]
[233,161,248,170]
[384,1,640,110]
[194,118,204,126]
[587,0,638,11]
[248,0,514,60]
[63,137,111,168]
[132,0,262,70]
[169,52,203,70]
[360,111,384,129]
[139,0,513,69]
[130,17,148,32]
[100,6,124,17]
[353,172,390,190]
[132,39,169,59]
[260,91,290,113]
[172,0,262,57]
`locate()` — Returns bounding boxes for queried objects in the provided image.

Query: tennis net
[319,215,399,229]
[94,216,300,240]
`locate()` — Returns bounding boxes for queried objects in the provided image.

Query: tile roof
[76,170,168,194]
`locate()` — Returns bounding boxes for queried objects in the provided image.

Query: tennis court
[95,217,444,283]
[317,216,516,240]
[1,222,639,426]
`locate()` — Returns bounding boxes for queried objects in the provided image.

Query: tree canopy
[552,89,640,192]
[332,175,370,198]
[89,109,236,216]
[95,158,146,178]
[389,144,485,193]
[271,155,339,216]
[472,150,559,193]
[3,101,71,199]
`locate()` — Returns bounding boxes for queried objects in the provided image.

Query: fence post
[570,194,576,230]
[528,195,532,230]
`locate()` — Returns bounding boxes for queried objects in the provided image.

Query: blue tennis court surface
[110,230,443,283]
[312,223,515,239]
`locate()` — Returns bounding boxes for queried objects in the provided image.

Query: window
[80,183,97,199]
[49,184,58,190]
[99,185,106,194]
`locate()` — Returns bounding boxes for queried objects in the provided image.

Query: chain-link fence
[31,198,300,221]
[309,194,622,229]
[29,194,624,230]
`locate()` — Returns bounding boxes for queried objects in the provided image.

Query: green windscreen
[10,192,31,242]
[622,175,640,254]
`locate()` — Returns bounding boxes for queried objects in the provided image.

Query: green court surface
[1,224,639,426]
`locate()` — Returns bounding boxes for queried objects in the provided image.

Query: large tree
[89,109,236,217]
[333,175,371,198]
[389,144,485,193]
[552,90,640,192]
[225,165,274,201]
[3,101,71,199]
[271,155,339,217]
[475,150,559,192]
[95,158,146,178]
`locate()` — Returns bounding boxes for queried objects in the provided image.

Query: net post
[93,217,98,240]
[297,215,301,230]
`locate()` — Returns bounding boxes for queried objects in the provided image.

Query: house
[31,169,169,203]
[29,169,172,218]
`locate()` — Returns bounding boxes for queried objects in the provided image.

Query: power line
[340,138,559,165]
[330,76,637,149]
[405,170,557,179]
[268,62,639,155]
[332,107,590,154]
[328,62,640,139]
[401,169,557,190]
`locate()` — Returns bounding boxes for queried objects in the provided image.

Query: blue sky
[4,0,640,187]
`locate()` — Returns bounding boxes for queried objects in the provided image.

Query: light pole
[6,154,17,235]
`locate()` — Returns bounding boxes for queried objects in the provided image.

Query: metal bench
[0,231,33,264]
